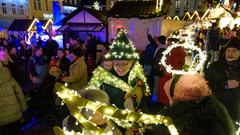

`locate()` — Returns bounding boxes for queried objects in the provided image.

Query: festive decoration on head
[105,29,139,60]
[160,43,206,75]
[164,74,212,104]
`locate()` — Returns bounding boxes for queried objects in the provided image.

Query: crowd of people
[0,32,108,135]
[0,23,239,135]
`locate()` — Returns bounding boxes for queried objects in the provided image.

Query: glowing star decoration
[93,1,100,10]
[54,83,179,135]
[160,43,206,75]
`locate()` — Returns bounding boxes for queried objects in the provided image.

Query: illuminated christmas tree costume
[86,29,150,112]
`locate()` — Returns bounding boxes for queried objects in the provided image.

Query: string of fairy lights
[160,43,207,75]
[55,83,179,135]
[86,61,150,96]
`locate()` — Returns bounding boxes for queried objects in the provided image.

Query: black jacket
[160,96,235,135]
[60,56,71,76]
[205,60,240,120]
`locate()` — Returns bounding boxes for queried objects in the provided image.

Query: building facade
[29,0,62,20]
[62,0,81,14]
[169,0,208,17]
[0,0,29,19]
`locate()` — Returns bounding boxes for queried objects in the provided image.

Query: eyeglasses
[113,62,130,67]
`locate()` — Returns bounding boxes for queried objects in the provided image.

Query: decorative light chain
[160,43,206,75]
[86,62,150,96]
[55,83,179,135]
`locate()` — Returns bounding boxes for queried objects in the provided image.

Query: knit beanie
[164,74,212,103]
[226,38,240,50]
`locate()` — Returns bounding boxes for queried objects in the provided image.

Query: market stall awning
[8,19,49,31]
[161,19,193,37]
[0,18,13,29]
[108,1,162,18]
[58,7,107,32]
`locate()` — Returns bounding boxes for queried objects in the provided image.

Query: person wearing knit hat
[225,38,240,62]
[87,29,150,118]
[160,74,235,135]
[205,38,240,123]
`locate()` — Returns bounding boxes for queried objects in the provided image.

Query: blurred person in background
[0,47,27,135]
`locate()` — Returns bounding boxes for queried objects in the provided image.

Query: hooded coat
[161,96,235,135]
[0,63,27,126]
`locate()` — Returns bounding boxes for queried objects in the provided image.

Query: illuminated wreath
[160,43,206,75]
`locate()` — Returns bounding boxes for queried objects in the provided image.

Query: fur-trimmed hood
[161,96,235,135]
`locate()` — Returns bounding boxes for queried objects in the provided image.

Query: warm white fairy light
[236,122,240,135]
[86,62,150,96]
[160,43,206,75]
[55,83,179,135]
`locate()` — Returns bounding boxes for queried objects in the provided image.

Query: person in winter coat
[87,30,150,113]
[0,47,27,135]
[62,47,88,90]
[7,45,26,86]
[19,38,32,73]
[44,34,59,63]
[151,35,167,102]
[27,45,48,88]
[157,47,186,106]
[57,48,71,76]
[204,22,221,71]
[161,74,235,135]
[205,38,240,122]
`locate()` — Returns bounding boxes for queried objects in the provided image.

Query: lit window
[34,0,37,10]
[37,0,41,10]
[184,0,189,9]
[34,0,41,10]
[45,0,49,11]
[2,3,7,14]
[12,4,16,15]
[175,0,180,9]
[19,5,24,15]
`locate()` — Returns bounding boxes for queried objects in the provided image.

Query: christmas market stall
[107,1,164,50]
[7,18,57,46]
[58,6,107,45]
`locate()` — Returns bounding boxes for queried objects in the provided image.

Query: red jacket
[158,47,186,105]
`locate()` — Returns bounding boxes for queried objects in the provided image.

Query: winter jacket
[63,57,88,90]
[143,43,157,65]
[205,60,240,120]
[59,56,71,76]
[206,27,221,51]
[161,96,235,135]
[27,55,48,85]
[152,46,166,77]
[0,63,27,126]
